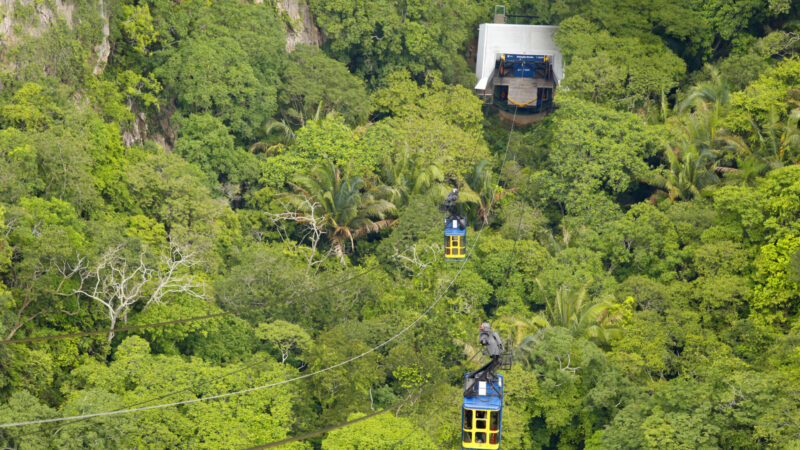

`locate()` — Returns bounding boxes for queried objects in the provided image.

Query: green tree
[55,336,305,448]
[256,320,312,364]
[156,36,276,140]
[529,95,661,226]
[0,391,56,448]
[285,161,396,264]
[555,16,686,109]
[290,114,384,176]
[371,71,490,177]
[0,82,62,131]
[322,412,436,449]
[279,44,370,126]
[751,234,800,328]
[174,113,259,185]
[306,0,481,83]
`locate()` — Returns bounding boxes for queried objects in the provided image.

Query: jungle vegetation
[0,0,799,448]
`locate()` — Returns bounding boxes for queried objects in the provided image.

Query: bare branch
[267,199,328,273]
[58,244,206,341]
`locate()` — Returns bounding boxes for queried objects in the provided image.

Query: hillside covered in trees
[1,0,799,448]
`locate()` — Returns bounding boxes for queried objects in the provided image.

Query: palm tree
[674,66,740,162]
[715,108,800,184]
[649,140,720,201]
[286,161,396,264]
[509,281,618,366]
[378,149,445,208]
[741,107,800,167]
[534,281,616,343]
[249,119,295,154]
[493,315,548,347]
[678,65,730,115]
[460,161,517,225]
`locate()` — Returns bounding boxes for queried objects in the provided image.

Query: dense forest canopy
[0,0,799,448]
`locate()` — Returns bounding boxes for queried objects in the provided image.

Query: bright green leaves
[291,115,380,176]
[0,129,42,203]
[757,165,800,239]
[752,235,800,328]
[372,71,484,135]
[727,57,800,134]
[713,165,800,257]
[157,36,276,140]
[174,113,259,185]
[0,391,55,448]
[121,3,158,55]
[279,44,370,126]
[256,320,312,364]
[322,412,436,449]
[54,336,302,449]
[556,16,686,108]
[0,82,61,131]
[371,71,489,177]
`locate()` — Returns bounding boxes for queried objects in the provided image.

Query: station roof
[474,24,563,91]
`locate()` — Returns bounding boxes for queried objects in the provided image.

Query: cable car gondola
[445,216,467,262]
[462,375,503,448]
[462,323,512,450]
[441,188,467,262]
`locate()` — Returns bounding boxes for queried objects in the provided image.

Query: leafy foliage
[2,0,800,448]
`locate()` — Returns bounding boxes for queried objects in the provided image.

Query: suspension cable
[252,350,484,449]
[10,268,378,437]
[0,107,520,430]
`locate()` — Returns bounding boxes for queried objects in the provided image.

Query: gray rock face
[0,0,109,74]
[276,0,325,52]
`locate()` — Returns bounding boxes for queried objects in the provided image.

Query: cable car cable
[11,355,273,441]
[0,107,521,430]
[0,254,477,429]
[246,389,423,449]
[247,108,523,449]
[0,267,377,345]
[252,350,483,449]
[9,268,380,436]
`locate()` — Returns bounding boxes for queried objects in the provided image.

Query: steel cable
[0,106,519,430]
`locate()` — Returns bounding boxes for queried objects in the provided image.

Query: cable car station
[474,6,564,117]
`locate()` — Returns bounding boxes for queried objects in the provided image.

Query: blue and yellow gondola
[461,375,503,449]
[444,217,467,262]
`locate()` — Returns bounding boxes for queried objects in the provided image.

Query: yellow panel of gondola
[462,409,500,449]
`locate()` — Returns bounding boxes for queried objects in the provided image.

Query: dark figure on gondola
[479,323,505,358]
[441,189,467,262]
[461,323,511,449]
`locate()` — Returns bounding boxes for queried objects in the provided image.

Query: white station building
[474,8,563,113]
